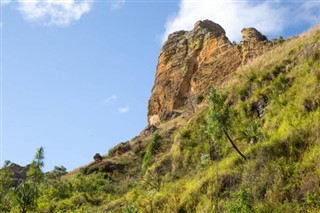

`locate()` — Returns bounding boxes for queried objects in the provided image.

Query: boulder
[93,153,103,163]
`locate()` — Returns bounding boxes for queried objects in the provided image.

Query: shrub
[242,121,262,144]
[141,132,161,174]
[227,188,254,213]
[123,203,137,213]
[196,94,204,104]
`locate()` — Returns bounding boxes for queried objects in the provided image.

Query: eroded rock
[148,20,271,125]
[108,141,131,157]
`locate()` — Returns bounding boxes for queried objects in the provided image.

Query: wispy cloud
[103,95,117,105]
[162,1,320,43]
[118,106,129,113]
[17,0,93,26]
[111,0,125,11]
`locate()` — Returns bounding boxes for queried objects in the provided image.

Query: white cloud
[162,1,320,43]
[18,0,92,26]
[103,95,117,105]
[111,0,125,11]
[118,106,129,113]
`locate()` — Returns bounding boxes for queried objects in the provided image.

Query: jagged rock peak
[240,27,271,65]
[241,27,268,42]
[167,30,187,41]
[193,20,225,35]
[166,20,226,42]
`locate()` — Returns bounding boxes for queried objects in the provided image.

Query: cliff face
[148,20,271,125]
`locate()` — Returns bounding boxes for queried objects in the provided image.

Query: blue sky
[1,0,319,172]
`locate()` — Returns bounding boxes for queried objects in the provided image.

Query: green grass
[101,26,320,212]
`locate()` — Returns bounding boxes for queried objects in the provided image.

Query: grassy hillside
[102,26,320,212]
[1,26,319,213]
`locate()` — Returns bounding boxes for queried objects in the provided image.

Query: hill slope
[2,21,319,213]
[99,23,320,212]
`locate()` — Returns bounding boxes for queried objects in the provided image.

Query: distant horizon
[1,1,319,172]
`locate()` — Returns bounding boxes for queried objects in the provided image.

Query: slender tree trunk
[223,129,247,161]
[21,206,27,213]
[215,148,220,213]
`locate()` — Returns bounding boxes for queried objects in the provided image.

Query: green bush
[142,132,161,174]
[227,188,254,213]
[196,94,204,104]
[123,203,137,213]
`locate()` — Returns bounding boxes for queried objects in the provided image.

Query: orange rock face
[148,20,271,125]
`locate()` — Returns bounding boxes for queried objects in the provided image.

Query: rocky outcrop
[140,125,157,136]
[148,20,271,125]
[241,28,271,65]
[8,163,30,188]
[93,153,103,163]
[108,141,131,157]
[82,161,125,175]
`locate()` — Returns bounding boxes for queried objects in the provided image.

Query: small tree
[141,132,161,175]
[207,88,246,161]
[13,182,37,213]
[13,146,45,212]
[27,147,45,184]
[52,165,67,176]
[206,88,247,212]
[0,160,13,212]
[142,166,165,192]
